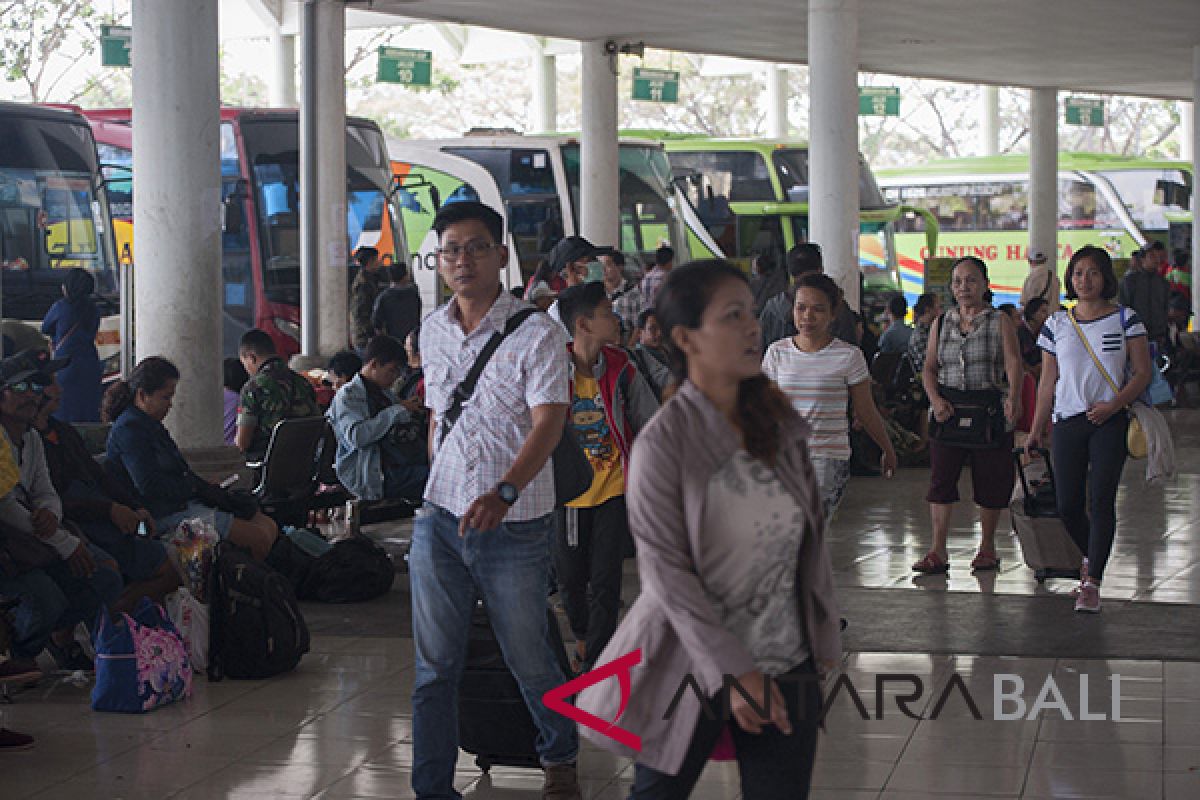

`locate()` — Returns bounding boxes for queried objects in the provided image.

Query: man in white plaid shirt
[638,244,675,314]
[412,201,581,800]
[599,247,642,341]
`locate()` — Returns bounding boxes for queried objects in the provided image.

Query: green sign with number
[632,68,680,103]
[377,47,432,86]
[858,86,900,116]
[101,25,132,68]
[1065,97,1104,127]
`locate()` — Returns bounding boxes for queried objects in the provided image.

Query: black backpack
[207,543,310,681]
[299,536,395,603]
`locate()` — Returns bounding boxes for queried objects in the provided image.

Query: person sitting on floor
[235,329,320,463]
[327,335,429,505]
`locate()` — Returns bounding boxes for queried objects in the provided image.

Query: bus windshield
[240,119,402,305]
[561,143,678,266]
[1094,168,1192,231]
[771,148,888,208]
[0,114,116,318]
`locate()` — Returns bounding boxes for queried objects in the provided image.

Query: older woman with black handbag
[913,256,1024,574]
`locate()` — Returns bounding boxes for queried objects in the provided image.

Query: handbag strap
[1066,309,1124,401]
[439,308,539,445]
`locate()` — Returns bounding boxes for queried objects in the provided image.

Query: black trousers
[629,660,822,800]
[1051,412,1129,582]
[552,495,627,671]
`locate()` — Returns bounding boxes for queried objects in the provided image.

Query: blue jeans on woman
[408,503,578,800]
[0,569,68,659]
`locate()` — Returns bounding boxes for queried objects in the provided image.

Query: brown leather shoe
[543,763,582,800]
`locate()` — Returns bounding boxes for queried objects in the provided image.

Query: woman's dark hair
[407,325,421,354]
[102,356,180,423]
[794,271,840,309]
[223,357,249,393]
[950,256,994,305]
[1064,245,1118,301]
[656,259,794,467]
[914,292,939,317]
[636,308,658,329]
[63,268,95,304]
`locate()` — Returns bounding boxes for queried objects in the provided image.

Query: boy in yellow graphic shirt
[555,282,660,672]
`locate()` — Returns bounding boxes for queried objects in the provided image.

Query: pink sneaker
[1075,581,1101,613]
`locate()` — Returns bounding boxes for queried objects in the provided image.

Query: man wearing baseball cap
[1020,248,1061,310]
[0,349,122,671]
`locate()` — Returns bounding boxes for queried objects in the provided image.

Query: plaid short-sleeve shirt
[421,289,569,521]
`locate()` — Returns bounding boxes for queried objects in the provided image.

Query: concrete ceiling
[359,0,1200,100]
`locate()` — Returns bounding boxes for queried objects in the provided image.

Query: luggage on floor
[300,535,395,603]
[1010,447,1082,582]
[207,543,310,680]
[458,602,572,773]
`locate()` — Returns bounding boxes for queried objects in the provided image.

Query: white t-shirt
[1037,306,1146,421]
[762,337,870,460]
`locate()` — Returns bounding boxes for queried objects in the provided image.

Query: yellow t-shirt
[567,372,625,508]
[0,435,17,498]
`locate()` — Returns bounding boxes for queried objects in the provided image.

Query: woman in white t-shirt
[1027,245,1152,613]
[763,272,897,522]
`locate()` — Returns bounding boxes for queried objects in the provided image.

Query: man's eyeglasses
[436,241,499,261]
[4,380,47,395]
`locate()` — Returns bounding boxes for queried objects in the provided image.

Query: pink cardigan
[576,380,842,775]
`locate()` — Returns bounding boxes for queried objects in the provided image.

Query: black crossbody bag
[439,309,592,506]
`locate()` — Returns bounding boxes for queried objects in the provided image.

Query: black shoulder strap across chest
[439,308,539,445]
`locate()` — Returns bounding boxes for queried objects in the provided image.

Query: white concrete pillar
[270,30,297,108]
[1179,101,1193,163]
[531,52,557,133]
[808,0,861,308]
[1192,47,1199,323]
[1029,87,1058,274]
[132,0,222,448]
[765,65,789,139]
[981,85,1000,156]
[580,40,619,248]
[315,0,348,357]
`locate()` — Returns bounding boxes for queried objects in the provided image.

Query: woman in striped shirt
[763,272,897,522]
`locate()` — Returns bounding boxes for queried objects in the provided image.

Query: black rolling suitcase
[1010,446,1082,583]
[458,602,572,772]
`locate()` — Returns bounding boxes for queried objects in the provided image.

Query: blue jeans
[409,503,577,800]
[43,543,124,632]
[0,569,68,659]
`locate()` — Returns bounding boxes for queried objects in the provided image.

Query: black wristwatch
[495,481,519,506]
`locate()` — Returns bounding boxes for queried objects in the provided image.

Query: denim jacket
[326,374,410,502]
[105,406,195,519]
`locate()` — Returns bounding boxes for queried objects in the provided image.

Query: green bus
[876,152,1194,306]
[389,132,723,309]
[625,133,936,307]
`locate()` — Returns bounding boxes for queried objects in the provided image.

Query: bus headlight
[273,318,301,342]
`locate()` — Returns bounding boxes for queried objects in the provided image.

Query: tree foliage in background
[0,0,106,103]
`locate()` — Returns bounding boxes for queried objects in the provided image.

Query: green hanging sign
[1065,97,1104,127]
[632,68,680,103]
[377,47,432,86]
[858,86,900,116]
[101,25,132,68]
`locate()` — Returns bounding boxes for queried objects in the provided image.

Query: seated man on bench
[327,335,429,506]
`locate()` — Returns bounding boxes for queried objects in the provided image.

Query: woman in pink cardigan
[576,260,842,800]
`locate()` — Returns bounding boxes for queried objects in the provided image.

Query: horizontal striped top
[762,337,870,460]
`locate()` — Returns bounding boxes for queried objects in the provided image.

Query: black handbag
[440,308,593,507]
[929,386,1007,449]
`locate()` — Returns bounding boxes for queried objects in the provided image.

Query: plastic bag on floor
[165,517,219,603]
[164,588,209,673]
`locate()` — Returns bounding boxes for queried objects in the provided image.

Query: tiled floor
[6,410,1200,798]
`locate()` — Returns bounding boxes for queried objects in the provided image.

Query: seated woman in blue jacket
[103,357,278,560]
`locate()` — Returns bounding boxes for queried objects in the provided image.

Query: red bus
[84,108,406,358]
